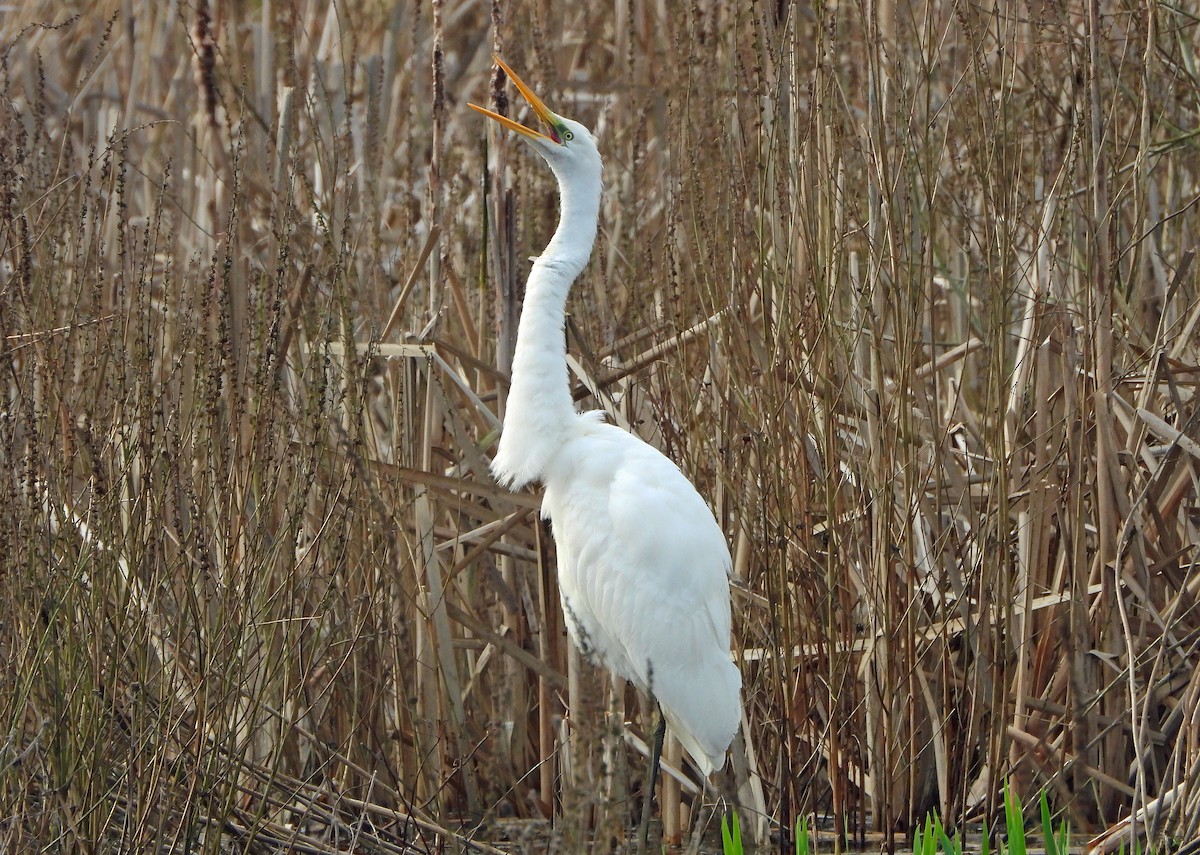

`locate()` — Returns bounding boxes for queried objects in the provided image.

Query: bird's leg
[636,708,666,855]
[684,786,717,855]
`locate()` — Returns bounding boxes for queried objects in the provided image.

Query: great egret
[470,57,741,783]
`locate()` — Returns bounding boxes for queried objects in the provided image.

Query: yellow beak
[469,55,563,145]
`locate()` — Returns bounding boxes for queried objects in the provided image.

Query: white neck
[491,166,601,488]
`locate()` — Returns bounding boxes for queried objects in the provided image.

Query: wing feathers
[544,420,741,774]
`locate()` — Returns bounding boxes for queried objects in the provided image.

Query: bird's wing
[544,422,741,770]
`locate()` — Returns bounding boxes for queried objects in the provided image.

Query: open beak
[469,55,562,145]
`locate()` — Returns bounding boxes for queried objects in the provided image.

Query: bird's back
[542,414,741,775]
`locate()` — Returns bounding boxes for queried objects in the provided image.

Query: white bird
[470,57,741,780]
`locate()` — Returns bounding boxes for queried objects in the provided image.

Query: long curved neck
[492,170,601,489]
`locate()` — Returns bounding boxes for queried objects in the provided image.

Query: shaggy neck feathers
[490,158,602,489]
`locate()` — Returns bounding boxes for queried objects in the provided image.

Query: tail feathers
[661,701,736,778]
[653,656,742,778]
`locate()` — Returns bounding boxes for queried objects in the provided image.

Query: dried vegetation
[3,1,1200,852]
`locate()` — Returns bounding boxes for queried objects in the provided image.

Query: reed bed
[3,1,1200,852]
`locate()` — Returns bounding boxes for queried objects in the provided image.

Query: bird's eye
[563,130,574,141]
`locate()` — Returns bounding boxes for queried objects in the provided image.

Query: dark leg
[637,710,666,855]
[684,794,710,855]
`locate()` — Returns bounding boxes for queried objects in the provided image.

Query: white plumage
[471,57,741,777]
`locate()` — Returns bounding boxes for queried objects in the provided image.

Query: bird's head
[469,56,601,188]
